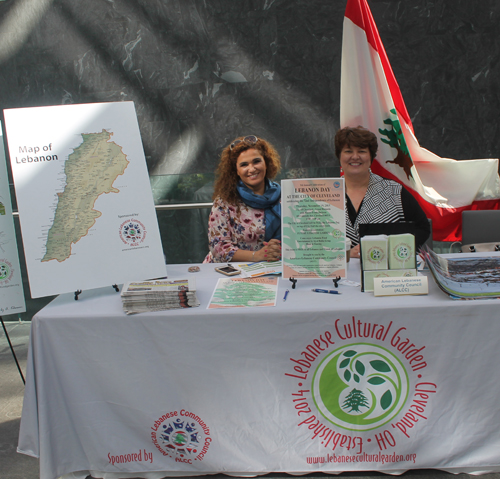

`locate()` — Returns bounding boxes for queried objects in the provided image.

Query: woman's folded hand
[262,239,281,262]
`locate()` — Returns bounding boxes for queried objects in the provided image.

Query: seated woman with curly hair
[203,135,282,263]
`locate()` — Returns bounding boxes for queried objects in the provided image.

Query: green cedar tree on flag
[341,0,500,242]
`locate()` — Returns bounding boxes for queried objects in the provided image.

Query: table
[18,258,500,479]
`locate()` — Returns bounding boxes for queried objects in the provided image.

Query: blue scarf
[236,179,281,241]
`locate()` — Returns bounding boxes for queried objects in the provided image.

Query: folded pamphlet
[389,234,416,269]
[361,235,388,270]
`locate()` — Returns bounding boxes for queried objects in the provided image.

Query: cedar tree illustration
[342,388,370,413]
[378,112,414,181]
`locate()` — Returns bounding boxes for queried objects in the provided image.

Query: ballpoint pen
[283,289,289,301]
[311,289,341,295]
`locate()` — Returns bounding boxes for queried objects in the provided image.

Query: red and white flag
[341,0,500,242]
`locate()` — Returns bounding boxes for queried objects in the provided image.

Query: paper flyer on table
[238,261,282,277]
[208,276,278,309]
[281,178,346,279]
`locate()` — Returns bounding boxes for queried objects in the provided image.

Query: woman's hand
[255,239,281,262]
[350,244,360,259]
[232,240,282,262]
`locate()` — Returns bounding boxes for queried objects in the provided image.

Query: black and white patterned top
[346,173,430,248]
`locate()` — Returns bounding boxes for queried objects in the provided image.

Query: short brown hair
[335,126,378,161]
[212,136,281,204]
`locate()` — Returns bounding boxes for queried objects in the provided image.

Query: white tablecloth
[18,259,500,479]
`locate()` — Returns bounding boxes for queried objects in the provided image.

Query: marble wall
[1,0,500,271]
[1,0,499,176]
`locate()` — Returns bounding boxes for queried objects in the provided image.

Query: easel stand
[332,276,341,288]
[0,315,25,385]
[74,284,120,300]
[289,276,341,289]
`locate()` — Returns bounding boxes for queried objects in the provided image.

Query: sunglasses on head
[230,135,259,150]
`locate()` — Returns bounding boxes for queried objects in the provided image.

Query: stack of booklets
[121,278,200,314]
[422,246,500,300]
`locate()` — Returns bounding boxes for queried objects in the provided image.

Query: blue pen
[283,289,289,301]
[311,288,341,295]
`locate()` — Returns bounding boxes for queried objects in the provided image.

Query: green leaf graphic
[380,390,393,410]
[344,350,356,357]
[340,358,350,368]
[370,360,391,373]
[344,370,351,382]
[367,376,386,385]
[354,374,360,383]
[355,360,365,375]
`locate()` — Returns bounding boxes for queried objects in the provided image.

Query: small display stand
[74,285,120,300]
[360,233,417,292]
[289,276,341,290]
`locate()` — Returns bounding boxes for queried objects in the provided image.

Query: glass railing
[10,166,456,320]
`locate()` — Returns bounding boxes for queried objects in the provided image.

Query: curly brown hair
[334,126,378,162]
[212,136,281,204]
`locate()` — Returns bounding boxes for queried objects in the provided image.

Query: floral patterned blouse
[203,197,266,263]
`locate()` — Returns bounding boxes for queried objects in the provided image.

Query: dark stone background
[1,0,498,172]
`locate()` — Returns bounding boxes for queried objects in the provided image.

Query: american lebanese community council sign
[285,317,436,466]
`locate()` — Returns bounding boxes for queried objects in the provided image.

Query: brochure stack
[121,278,200,314]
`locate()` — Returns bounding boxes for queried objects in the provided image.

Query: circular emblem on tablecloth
[119,219,147,247]
[151,411,211,462]
[312,343,409,431]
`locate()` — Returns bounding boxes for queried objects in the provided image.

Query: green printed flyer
[282,178,346,279]
[208,276,278,309]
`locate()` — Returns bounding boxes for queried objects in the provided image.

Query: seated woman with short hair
[335,126,430,258]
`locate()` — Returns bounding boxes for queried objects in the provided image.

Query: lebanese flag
[341,0,500,242]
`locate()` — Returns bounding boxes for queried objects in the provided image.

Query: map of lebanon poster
[4,102,166,298]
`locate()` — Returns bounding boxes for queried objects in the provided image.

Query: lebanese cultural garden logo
[312,343,408,431]
[367,247,385,264]
[393,243,411,262]
[151,410,211,463]
[0,260,14,283]
[285,318,437,457]
[119,219,147,247]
